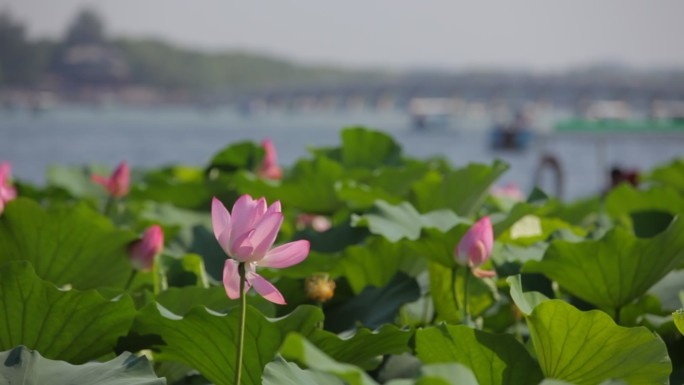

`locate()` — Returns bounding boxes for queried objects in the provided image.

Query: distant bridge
[206,74,684,113]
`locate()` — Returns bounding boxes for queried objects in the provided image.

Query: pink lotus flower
[92,161,130,198]
[455,216,495,278]
[212,195,309,304]
[257,138,282,180]
[0,162,17,215]
[296,213,332,232]
[128,225,164,271]
[491,182,524,201]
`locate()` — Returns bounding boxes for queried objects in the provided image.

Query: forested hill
[0,10,379,92]
[113,38,378,91]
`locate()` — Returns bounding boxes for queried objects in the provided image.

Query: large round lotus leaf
[0,345,164,384]
[0,198,136,290]
[411,160,509,216]
[278,333,378,385]
[132,303,321,385]
[415,324,543,385]
[526,300,671,385]
[0,261,136,364]
[524,217,684,312]
[339,127,402,168]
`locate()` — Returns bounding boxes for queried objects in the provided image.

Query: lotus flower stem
[450,266,458,316]
[104,196,115,216]
[234,262,247,385]
[124,269,137,291]
[463,267,471,325]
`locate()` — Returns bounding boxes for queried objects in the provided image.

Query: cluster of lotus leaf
[0,127,683,385]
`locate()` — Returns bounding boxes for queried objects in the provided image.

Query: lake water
[1,106,682,200]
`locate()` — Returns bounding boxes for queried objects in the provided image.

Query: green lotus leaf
[538,381,627,385]
[336,126,402,168]
[415,363,479,385]
[490,202,537,237]
[236,156,345,214]
[132,303,321,385]
[207,140,265,173]
[0,346,164,384]
[647,269,684,311]
[526,300,671,385]
[538,197,601,227]
[643,158,684,193]
[160,253,210,288]
[507,275,549,316]
[130,166,210,209]
[409,224,471,268]
[498,216,586,247]
[605,184,684,219]
[411,160,509,216]
[0,198,138,290]
[415,324,543,385]
[336,180,404,210]
[428,261,496,323]
[366,160,432,197]
[155,286,232,316]
[262,356,347,385]
[46,164,107,198]
[279,332,379,385]
[352,200,463,242]
[523,217,684,312]
[334,236,423,294]
[308,324,413,371]
[325,272,420,333]
[0,261,136,363]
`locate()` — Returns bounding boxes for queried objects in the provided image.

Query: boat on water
[489,112,534,151]
[408,97,458,131]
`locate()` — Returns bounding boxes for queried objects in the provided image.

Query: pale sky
[2,0,684,71]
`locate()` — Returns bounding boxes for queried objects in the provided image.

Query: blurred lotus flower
[92,161,130,198]
[455,216,495,278]
[128,225,164,271]
[0,161,17,215]
[297,213,332,232]
[491,182,524,201]
[212,194,309,304]
[257,138,282,180]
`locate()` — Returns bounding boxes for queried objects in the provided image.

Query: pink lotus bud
[0,161,17,215]
[129,225,164,271]
[455,216,495,278]
[257,138,282,180]
[92,161,130,198]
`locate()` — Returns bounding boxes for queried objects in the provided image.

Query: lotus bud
[455,216,496,278]
[0,161,17,215]
[129,225,164,271]
[92,161,130,198]
[257,138,282,180]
